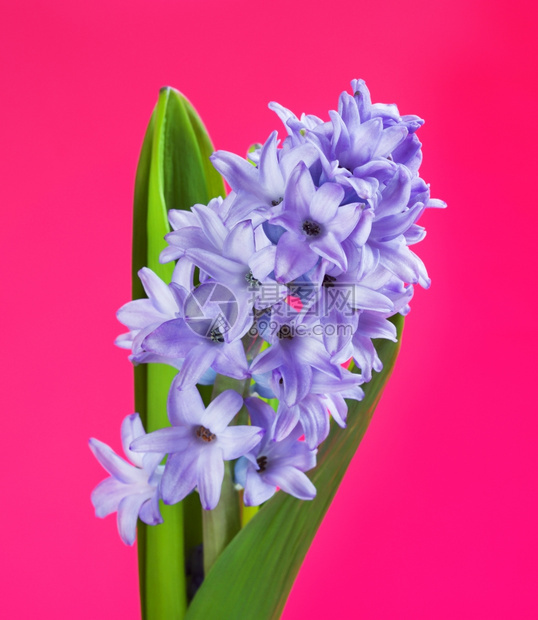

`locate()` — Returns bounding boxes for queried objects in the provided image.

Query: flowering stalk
[201,374,246,574]
[90,80,444,619]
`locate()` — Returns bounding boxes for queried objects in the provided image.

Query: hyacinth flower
[235,397,317,506]
[210,130,319,227]
[90,82,444,619]
[131,382,264,509]
[269,163,362,280]
[89,413,164,545]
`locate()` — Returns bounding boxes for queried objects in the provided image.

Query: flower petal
[117,492,152,546]
[91,477,127,518]
[244,397,275,433]
[243,468,276,506]
[279,362,312,406]
[309,232,348,271]
[130,427,193,454]
[89,438,138,484]
[138,267,178,316]
[175,345,218,389]
[168,383,206,426]
[275,232,318,283]
[116,299,164,331]
[191,204,228,249]
[377,166,412,217]
[138,493,164,526]
[274,402,301,442]
[259,131,284,195]
[264,467,316,501]
[309,183,344,223]
[218,425,264,460]
[203,389,244,433]
[210,150,259,195]
[197,447,225,510]
[300,397,331,449]
[223,220,256,263]
[250,343,287,375]
[161,450,200,505]
[121,413,146,468]
[142,319,199,359]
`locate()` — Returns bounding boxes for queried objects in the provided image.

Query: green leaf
[186,314,404,620]
[132,87,225,620]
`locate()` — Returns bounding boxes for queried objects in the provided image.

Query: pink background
[2,0,537,617]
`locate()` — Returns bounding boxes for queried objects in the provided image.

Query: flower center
[271,197,283,206]
[302,220,321,237]
[277,326,293,340]
[322,275,337,288]
[245,270,260,286]
[210,328,225,343]
[257,455,268,472]
[196,425,216,443]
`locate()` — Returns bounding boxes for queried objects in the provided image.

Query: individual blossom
[166,218,287,314]
[210,131,319,227]
[141,297,250,389]
[89,413,164,545]
[115,267,186,365]
[269,163,361,282]
[161,196,230,266]
[249,307,341,407]
[235,397,317,506]
[270,366,365,447]
[130,382,264,510]
[115,266,217,384]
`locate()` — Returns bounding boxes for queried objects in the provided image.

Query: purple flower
[115,267,186,365]
[271,366,364,442]
[210,131,319,227]
[130,383,264,510]
[102,79,445,527]
[175,219,287,313]
[250,310,341,407]
[160,196,229,265]
[89,413,164,545]
[142,315,250,389]
[267,80,445,294]
[269,163,361,281]
[235,397,317,505]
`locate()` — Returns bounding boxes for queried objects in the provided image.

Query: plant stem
[240,497,259,527]
[202,374,246,575]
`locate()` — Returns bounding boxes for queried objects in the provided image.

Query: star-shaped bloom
[235,397,317,506]
[269,163,361,281]
[210,131,319,227]
[269,366,364,447]
[250,308,341,407]
[89,413,164,545]
[180,220,287,313]
[130,383,264,510]
[115,267,187,365]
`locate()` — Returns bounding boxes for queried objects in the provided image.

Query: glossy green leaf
[186,314,404,620]
[132,87,225,620]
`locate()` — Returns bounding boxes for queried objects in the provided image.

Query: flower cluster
[90,80,444,542]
